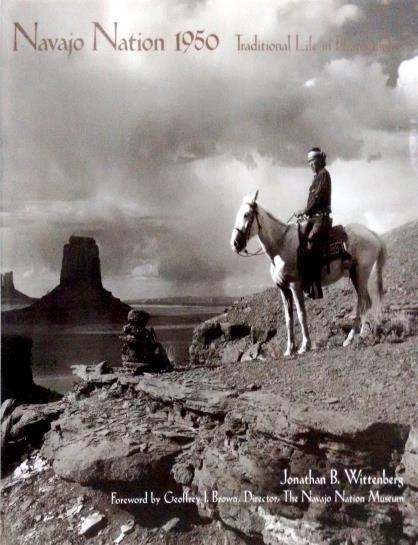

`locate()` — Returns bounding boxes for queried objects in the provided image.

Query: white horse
[230,191,386,355]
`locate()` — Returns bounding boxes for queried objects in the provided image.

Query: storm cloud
[2,0,417,297]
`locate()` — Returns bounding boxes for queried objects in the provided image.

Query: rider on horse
[297,147,332,299]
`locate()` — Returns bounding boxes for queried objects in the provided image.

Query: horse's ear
[252,190,259,203]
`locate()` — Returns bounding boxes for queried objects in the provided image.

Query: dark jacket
[304,168,331,216]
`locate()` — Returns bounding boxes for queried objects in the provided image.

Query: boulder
[196,321,223,345]
[135,376,238,416]
[78,512,107,537]
[10,402,64,444]
[221,340,246,364]
[241,342,260,362]
[41,413,185,485]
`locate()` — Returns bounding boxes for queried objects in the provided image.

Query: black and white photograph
[1,1,417,544]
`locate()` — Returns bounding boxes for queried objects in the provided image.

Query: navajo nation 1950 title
[12,22,220,54]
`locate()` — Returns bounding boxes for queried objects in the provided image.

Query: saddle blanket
[322,225,348,259]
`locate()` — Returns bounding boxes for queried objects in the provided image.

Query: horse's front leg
[291,284,311,354]
[279,286,295,357]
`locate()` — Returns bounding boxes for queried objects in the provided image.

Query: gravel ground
[181,336,417,425]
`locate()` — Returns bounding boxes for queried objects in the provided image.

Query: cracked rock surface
[2,362,417,545]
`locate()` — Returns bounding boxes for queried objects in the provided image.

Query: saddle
[297,224,351,299]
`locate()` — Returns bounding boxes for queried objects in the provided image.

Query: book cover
[1,1,417,544]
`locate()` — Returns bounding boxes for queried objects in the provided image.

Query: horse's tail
[367,233,387,324]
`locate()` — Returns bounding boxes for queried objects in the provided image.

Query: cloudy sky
[1,0,418,299]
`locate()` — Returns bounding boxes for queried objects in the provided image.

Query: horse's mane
[256,203,287,227]
[263,208,281,223]
[242,195,287,227]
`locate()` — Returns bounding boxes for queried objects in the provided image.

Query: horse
[230,190,387,356]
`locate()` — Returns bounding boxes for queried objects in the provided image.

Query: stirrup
[302,278,311,295]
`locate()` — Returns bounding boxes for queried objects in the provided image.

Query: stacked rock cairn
[120,309,172,374]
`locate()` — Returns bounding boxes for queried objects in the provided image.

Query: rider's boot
[308,254,324,299]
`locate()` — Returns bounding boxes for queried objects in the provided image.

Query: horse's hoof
[342,339,351,347]
[298,346,311,355]
[283,349,295,357]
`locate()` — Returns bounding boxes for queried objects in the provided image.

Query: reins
[239,247,265,257]
[236,203,265,257]
[235,202,292,258]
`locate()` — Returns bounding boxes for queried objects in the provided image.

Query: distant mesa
[2,236,131,325]
[1,271,37,309]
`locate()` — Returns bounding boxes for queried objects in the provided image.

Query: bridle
[234,202,264,257]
